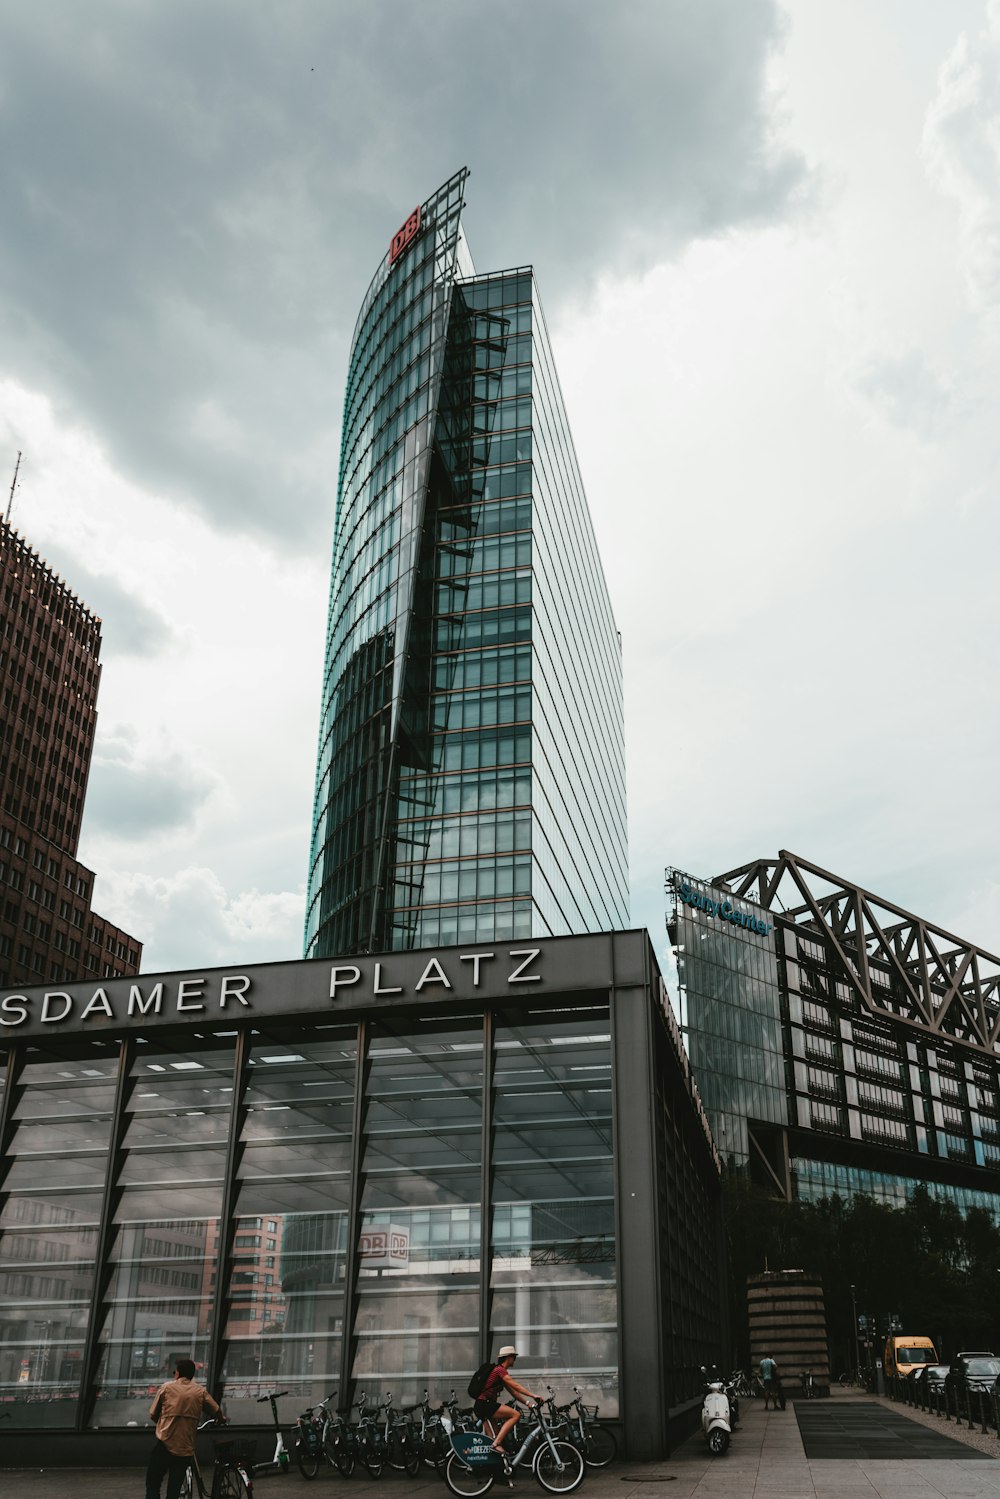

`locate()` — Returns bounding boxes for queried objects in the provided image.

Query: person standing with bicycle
[146,1358,225,1499]
[474,1346,543,1457]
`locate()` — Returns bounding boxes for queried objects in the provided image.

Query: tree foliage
[724,1179,1000,1370]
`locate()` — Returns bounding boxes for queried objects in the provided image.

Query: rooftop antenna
[6,450,22,526]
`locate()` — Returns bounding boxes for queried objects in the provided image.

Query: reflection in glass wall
[0,1048,118,1427]
[491,1006,618,1415]
[351,1021,482,1403]
[91,1041,234,1426]
[223,1027,357,1423]
[0,1001,632,1429]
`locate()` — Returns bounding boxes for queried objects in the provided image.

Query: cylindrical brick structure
[748,1270,830,1396]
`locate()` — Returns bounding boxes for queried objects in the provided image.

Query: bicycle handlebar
[256,1389,289,1402]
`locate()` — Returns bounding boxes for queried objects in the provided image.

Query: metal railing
[884,1370,1000,1436]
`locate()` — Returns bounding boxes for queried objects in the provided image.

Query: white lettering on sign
[373,963,402,996]
[80,989,113,1020]
[0,943,550,1035]
[415,957,451,992]
[41,992,73,1024]
[220,975,252,1008]
[459,952,495,985]
[0,973,256,1029]
[327,948,544,1005]
[329,965,361,998]
[128,983,164,1017]
[508,948,541,983]
[177,979,206,1012]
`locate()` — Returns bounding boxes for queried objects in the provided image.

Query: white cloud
[87,725,217,839]
[924,3,1000,311]
[94,867,305,974]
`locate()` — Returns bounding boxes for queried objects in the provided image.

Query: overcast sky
[2,0,999,975]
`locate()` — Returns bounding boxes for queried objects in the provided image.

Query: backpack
[468,1360,496,1399]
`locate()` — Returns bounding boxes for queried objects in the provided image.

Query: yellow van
[884,1335,938,1379]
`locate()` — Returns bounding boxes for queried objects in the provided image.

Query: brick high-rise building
[0,517,141,986]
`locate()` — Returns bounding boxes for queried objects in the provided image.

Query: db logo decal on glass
[389,204,421,264]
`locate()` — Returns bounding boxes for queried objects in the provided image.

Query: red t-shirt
[480,1364,508,1403]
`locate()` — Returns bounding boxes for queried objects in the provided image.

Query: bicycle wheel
[444,1452,496,1497]
[295,1437,321,1479]
[534,1440,585,1494]
[423,1425,450,1470]
[360,1435,383,1479]
[583,1424,617,1468]
[326,1431,355,1478]
[217,1467,252,1499]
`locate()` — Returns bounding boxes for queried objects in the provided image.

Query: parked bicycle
[182,1417,255,1499]
[729,1369,764,1399]
[445,1398,585,1495]
[292,1389,338,1479]
[412,1387,456,1470]
[322,1401,358,1477]
[383,1395,423,1477]
[561,1386,617,1467]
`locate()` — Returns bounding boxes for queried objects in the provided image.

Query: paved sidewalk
[5,1390,1000,1498]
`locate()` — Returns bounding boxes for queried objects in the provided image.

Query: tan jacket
[149,1377,219,1456]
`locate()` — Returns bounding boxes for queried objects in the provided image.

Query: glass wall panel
[351,1020,483,1402]
[90,1040,235,1427]
[222,1026,357,1421]
[0,1047,119,1426]
[490,1005,618,1414]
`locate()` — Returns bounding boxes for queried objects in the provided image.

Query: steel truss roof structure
[715,850,1000,1058]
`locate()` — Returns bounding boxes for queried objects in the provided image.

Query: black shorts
[474,1398,500,1420]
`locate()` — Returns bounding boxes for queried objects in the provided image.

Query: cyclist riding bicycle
[145,1357,226,1499]
[474,1346,543,1456]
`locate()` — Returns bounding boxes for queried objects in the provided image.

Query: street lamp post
[850,1284,859,1382]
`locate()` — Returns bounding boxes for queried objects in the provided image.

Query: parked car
[910,1363,949,1397]
[945,1353,1000,1409]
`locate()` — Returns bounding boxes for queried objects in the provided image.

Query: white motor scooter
[700,1367,733,1455]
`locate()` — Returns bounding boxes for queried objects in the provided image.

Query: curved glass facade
[307,172,627,957]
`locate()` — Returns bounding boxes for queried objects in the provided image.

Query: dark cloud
[26,539,173,656]
[0,1,804,548]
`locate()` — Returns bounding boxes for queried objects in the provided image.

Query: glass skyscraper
[306,170,627,956]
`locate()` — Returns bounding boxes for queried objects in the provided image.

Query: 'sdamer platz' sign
[0,933,622,1041]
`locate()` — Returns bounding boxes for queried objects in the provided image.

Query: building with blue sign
[305,170,628,958]
[669,852,1000,1222]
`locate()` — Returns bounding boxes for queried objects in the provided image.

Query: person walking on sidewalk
[759,1354,778,1410]
[146,1358,224,1499]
